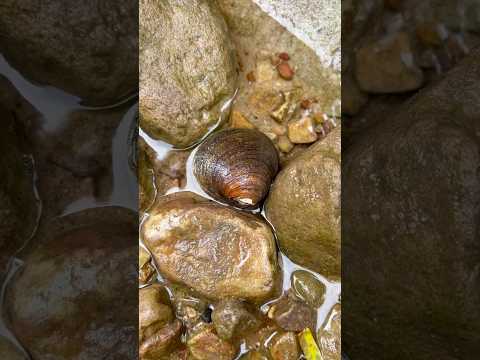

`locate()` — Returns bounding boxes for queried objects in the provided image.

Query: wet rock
[6,208,137,360]
[138,139,190,208]
[318,304,341,360]
[243,324,279,353]
[0,105,37,275]
[269,332,300,360]
[342,74,368,116]
[170,284,209,331]
[139,285,182,359]
[218,0,340,146]
[0,337,25,360]
[266,126,341,280]
[465,0,480,32]
[48,109,124,178]
[0,1,137,105]
[343,48,480,359]
[287,117,318,144]
[187,324,236,360]
[355,32,424,93]
[47,108,129,207]
[140,0,237,148]
[139,247,155,285]
[268,295,316,332]
[291,270,326,308]
[138,138,157,211]
[271,90,301,124]
[415,22,448,47]
[212,300,260,340]
[239,351,269,360]
[168,348,190,360]
[142,192,278,301]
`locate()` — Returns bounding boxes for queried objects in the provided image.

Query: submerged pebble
[291,270,326,308]
[212,299,260,340]
[268,295,317,333]
[187,324,236,360]
[139,285,182,359]
[269,332,300,360]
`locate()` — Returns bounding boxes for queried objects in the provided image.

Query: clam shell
[193,129,279,209]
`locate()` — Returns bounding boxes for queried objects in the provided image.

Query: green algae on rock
[140,0,238,148]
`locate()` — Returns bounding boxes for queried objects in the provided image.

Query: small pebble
[268,296,316,332]
[278,52,290,61]
[291,270,326,308]
[139,247,155,285]
[300,99,311,109]
[246,71,256,82]
[230,111,255,129]
[269,332,300,360]
[277,62,294,80]
[313,112,325,125]
[270,55,281,66]
[287,117,318,144]
[278,135,294,153]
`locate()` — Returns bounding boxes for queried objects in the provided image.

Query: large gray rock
[140,0,237,148]
[343,48,480,359]
[141,192,278,301]
[0,1,138,105]
[265,126,341,281]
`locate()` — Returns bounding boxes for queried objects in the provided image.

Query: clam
[193,129,279,209]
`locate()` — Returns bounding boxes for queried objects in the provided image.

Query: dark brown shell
[193,129,279,209]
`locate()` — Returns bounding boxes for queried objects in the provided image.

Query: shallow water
[139,114,341,358]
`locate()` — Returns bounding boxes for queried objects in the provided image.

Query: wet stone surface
[266,125,341,280]
[342,1,480,358]
[141,192,278,302]
[6,209,137,360]
[0,1,138,105]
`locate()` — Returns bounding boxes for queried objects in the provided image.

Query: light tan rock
[266,126,341,280]
[140,0,237,147]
